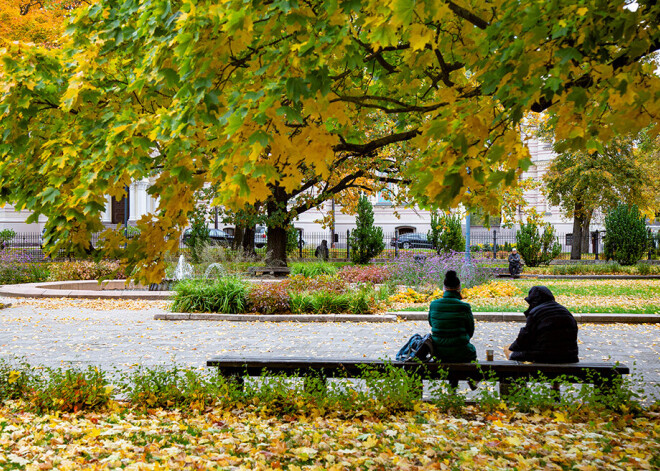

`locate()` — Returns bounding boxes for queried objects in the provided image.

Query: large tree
[544,134,659,259]
[1,0,659,282]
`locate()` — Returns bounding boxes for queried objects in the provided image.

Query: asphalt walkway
[1,299,658,401]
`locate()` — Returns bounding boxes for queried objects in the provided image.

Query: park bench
[247,266,291,277]
[206,356,629,397]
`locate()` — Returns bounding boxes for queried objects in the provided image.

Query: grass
[392,279,660,314]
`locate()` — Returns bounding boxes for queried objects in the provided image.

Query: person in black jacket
[504,286,578,363]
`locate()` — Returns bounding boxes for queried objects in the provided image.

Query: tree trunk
[241,226,256,256]
[265,225,287,266]
[580,213,591,254]
[265,187,289,267]
[233,227,244,251]
[570,202,584,260]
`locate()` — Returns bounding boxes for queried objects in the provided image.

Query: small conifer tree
[604,204,647,265]
[349,195,384,264]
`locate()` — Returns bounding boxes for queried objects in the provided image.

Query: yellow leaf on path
[554,411,567,423]
[505,436,521,446]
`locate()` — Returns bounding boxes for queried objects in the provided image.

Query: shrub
[0,359,38,402]
[349,195,384,264]
[290,261,338,277]
[171,277,249,313]
[338,264,390,283]
[120,365,232,411]
[29,366,113,413]
[248,282,290,314]
[0,251,50,284]
[289,285,377,314]
[47,260,125,281]
[516,219,561,267]
[604,204,648,266]
[285,274,347,294]
[0,228,16,249]
[428,211,465,253]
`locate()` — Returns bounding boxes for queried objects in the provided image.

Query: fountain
[174,254,194,280]
[204,263,226,280]
[149,254,194,291]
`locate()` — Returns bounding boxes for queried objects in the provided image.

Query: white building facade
[0,138,577,237]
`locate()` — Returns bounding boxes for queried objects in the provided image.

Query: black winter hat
[443,270,460,289]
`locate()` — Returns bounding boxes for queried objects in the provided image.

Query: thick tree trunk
[570,202,584,260]
[241,226,256,256]
[265,226,288,266]
[265,187,289,267]
[233,227,244,251]
[580,214,591,254]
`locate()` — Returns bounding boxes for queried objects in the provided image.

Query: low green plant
[427,368,466,412]
[359,362,423,413]
[0,359,39,402]
[171,277,249,313]
[120,365,234,411]
[290,261,338,277]
[636,262,651,275]
[29,366,113,413]
[248,282,290,314]
[289,286,376,314]
[0,260,50,284]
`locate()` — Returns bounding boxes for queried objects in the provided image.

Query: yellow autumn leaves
[0,404,656,470]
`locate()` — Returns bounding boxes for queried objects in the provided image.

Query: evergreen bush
[515,219,561,267]
[428,211,465,253]
[349,195,384,264]
[603,204,647,266]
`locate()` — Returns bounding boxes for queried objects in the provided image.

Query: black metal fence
[1,228,657,262]
[290,229,616,261]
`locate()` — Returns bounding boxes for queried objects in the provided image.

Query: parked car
[390,233,434,249]
[183,228,234,247]
[254,226,267,248]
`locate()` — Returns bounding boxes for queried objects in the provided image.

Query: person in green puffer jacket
[428,270,477,363]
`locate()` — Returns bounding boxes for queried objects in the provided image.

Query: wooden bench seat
[247,266,291,277]
[207,356,629,396]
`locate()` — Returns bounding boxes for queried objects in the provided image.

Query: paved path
[1,300,658,400]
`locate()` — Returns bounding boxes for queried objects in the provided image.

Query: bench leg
[225,373,245,392]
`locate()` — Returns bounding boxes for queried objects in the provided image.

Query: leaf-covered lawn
[398,280,660,314]
[0,405,657,470]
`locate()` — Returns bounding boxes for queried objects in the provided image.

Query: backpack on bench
[396,333,435,362]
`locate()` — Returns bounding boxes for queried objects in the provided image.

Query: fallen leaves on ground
[8,298,170,311]
[0,404,657,470]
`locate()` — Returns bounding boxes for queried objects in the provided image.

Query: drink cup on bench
[486,349,494,361]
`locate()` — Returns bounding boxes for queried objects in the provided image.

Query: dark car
[254,226,267,248]
[183,228,234,247]
[390,233,434,249]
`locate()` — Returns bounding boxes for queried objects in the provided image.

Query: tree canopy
[1,0,659,281]
[543,131,660,258]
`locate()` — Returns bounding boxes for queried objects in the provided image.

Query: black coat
[509,286,579,363]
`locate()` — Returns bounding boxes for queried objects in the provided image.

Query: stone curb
[395,311,660,324]
[153,311,659,324]
[154,313,398,323]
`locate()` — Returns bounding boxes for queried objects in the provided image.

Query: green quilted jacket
[428,290,477,362]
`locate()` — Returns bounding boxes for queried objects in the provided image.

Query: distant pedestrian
[315,239,329,261]
[504,286,578,363]
[508,248,522,277]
